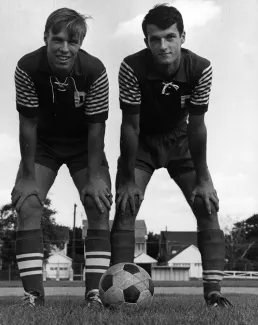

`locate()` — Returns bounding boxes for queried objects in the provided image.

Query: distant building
[153,231,202,279]
[82,219,157,275]
[159,231,197,262]
[45,252,72,280]
[166,244,202,278]
[45,226,70,280]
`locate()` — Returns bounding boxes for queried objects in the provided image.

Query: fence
[2,263,258,282]
[0,263,85,282]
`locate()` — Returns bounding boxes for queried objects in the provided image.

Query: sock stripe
[203,275,223,281]
[16,253,44,260]
[20,266,43,274]
[85,254,110,260]
[203,270,224,274]
[17,257,44,263]
[86,265,108,270]
[18,260,43,270]
[20,270,43,277]
[86,258,110,267]
[85,251,111,257]
[85,269,107,274]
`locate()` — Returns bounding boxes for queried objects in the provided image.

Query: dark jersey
[119,48,212,134]
[15,46,109,144]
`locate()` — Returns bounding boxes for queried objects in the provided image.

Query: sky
[0,0,257,234]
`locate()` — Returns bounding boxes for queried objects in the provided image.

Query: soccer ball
[99,262,154,309]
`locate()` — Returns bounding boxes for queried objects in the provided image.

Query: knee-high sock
[85,229,111,295]
[110,229,135,265]
[197,229,225,298]
[16,229,44,296]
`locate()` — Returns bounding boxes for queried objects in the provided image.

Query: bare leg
[15,162,57,299]
[72,166,112,296]
[110,168,152,264]
[172,170,225,300]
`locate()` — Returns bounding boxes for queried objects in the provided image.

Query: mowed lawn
[0,294,257,325]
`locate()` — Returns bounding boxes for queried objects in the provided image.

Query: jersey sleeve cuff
[86,111,108,123]
[120,100,140,115]
[16,104,39,118]
[188,104,208,115]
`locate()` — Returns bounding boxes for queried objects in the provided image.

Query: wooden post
[69,265,74,281]
[56,263,60,281]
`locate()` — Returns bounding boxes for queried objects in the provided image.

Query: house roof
[161,231,197,246]
[167,245,199,263]
[82,219,147,240]
[48,252,72,261]
[134,253,157,264]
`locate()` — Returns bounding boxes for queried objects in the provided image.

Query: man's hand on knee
[115,180,144,216]
[189,180,219,214]
[80,177,113,213]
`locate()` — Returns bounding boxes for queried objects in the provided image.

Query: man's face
[45,27,82,74]
[145,23,185,65]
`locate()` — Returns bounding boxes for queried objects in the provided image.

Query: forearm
[120,123,139,181]
[87,122,105,179]
[19,115,37,179]
[187,122,210,183]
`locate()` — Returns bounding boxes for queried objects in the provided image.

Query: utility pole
[72,203,77,263]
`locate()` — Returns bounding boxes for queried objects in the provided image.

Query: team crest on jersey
[181,95,190,108]
[74,91,86,108]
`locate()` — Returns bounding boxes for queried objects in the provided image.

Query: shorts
[35,138,109,176]
[120,122,195,179]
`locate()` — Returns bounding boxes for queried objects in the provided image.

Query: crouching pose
[12,8,112,307]
[111,4,231,308]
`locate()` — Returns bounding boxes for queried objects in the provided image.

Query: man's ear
[181,31,186,45]
[144,37,149,49]
[44,32,48,45]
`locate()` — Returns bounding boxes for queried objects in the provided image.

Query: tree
[225,222,255,270]
[234,214,258,266]
[147,232,159,260]
[0,198,69,266]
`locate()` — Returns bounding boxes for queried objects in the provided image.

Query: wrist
[195,166,210,183]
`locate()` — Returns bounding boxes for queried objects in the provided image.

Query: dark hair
[44,8,91,43]
[142,4,184,37]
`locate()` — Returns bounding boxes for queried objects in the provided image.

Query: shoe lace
[208,292,232,307]
[22,291,37,307]
[86,290,102,305]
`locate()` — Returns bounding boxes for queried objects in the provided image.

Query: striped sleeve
[84,69,109,123]
[189,64,212,115]
[15,64,39,117]
[119,60,141,114]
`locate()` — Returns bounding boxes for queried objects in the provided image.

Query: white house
[152,245,202,281]
[45,252,72,280]
[167,245,202,278]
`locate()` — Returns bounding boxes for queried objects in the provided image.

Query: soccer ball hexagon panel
[99,262,154,308]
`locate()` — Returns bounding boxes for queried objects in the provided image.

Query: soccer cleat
[206,291,232,308]
[85,289,103,309]
[22,291,45,307]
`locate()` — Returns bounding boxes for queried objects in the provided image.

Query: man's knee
[18,195,43,220]
[84,195,109,223]
[114,201,139,231]
[192,196,219,229]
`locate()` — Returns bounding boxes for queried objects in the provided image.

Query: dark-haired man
[111,4,232,308]
[12,8,112,307]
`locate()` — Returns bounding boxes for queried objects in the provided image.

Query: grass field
[0,294,257,325]
[1,278,258,288]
